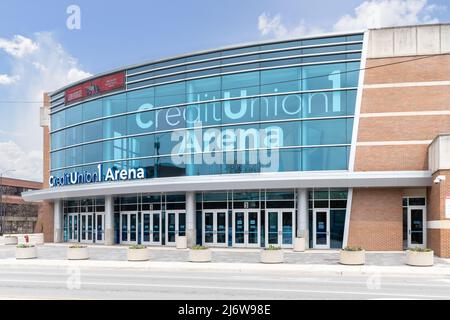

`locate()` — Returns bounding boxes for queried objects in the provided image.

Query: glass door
[80,213,94,243]
[68,213,78,242]
[232,210,260,247]
[265,210,295,248]
[165,211,186,246]
[313,209,330,249]
[407,206,426,248]
[142,211,162,245]
[95,213,105,243]
[202,210,228,247]
[120,212,138,245]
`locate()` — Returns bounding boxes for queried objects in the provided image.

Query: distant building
[1,177,42,234]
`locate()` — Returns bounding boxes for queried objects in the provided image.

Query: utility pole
[0,170,16,235]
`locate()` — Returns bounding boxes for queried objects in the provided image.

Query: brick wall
[348,188,403,250]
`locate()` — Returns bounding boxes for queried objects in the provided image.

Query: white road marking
[0,278,448,299]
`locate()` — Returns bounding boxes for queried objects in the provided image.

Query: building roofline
[49,29,366,97]
[1,177,43,189]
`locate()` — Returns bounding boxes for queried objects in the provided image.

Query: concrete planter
[260,249,284,264]
[15,246,37,259]
[2,236,18,245]
[293,238,306,252]
[340,250,365,265]
[176,235,187,249]
[406,250,434,267]
[127,248,150,261]
[67,247,89,260]
[189,249,212,262]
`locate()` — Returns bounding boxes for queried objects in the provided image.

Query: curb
[0,259,449,276]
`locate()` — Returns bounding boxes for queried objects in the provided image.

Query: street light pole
[0,169,16,235]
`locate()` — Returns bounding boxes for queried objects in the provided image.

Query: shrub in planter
[340,246,365,265]
[67,245,89,260]
[406,247,434,267]
[16,244,37,259]
[189,245,211,262]
[260,245,284,264]
[127,245,150,261]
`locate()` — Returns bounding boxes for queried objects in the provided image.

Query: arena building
[23,23,450,256]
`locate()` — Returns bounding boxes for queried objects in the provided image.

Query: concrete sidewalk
[0,243,449,276]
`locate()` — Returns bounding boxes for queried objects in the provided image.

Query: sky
[0,0,448,181]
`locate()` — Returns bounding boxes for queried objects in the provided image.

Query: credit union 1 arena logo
[49,164,145,188]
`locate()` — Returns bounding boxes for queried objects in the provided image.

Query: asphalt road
[0,266,449,300]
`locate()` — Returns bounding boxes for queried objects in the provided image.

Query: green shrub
[343,246,363,251]
[129,245,147,249]
[16,244,34,248]
[191,245,208,250]
[69,245,87,249]
[264,245,282,250]
[408,247,432,252]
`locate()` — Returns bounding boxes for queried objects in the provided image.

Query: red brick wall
[348,188,403,250]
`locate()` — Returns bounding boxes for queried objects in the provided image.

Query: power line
[0,52,448,104]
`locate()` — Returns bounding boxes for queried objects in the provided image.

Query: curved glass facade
[49,33,362,180]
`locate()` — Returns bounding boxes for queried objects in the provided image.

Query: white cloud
[333,0,441,31]
[258,0,445,39]
[258,12,323,39]
[0,32,92,182]
[0,140,42,181]
[0,74,19,85]
[0,35,38,58]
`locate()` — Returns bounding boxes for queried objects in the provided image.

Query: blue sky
[0,0,449,180]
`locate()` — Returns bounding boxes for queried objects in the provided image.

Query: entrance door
[120,212,138,244]
[407,206,426,248]
[313,209,330,249]
[80,213,94,243]
[95,213,105,244]
[202,210,228,247]
[67,213,78,242]
[142,211,162,245]
[265,210,295,248]
[232,210,260,247]
[165,211,186,246]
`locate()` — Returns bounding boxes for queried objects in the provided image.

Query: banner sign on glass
[65,71,125,105]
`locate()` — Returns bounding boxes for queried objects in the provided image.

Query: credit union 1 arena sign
[49,164,145,188]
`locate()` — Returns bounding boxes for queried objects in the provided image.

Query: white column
[297,189,309,248]
[105,195,114,245]
[186,191,196,247]
[53,200,63,243]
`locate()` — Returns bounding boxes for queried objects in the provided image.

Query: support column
[53,200,63,243]
[297,189,309,248]
[186,191,196,247]
[105,195,114,245]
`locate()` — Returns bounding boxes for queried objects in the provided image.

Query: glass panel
[74,216,78,240]
[410,209,424,244]
[96,215,103,241]
[217,212,226,243]
[179,213,186,236]
[315,211,327,245]
[268,211,278,245]
[143,214,150,242]
[68,215,73,240]
[130,214,137,242]
[282,211,293,245]
[409,198,426,206]
[83,99,102,121]
[204,212,214,243]
[168,213,176,242]
[248,211,258,244]
[81,215,86,240]
[121,214,128,242]
[330,210,345,248]
[87,215,93,241]
[153,213,160,242]
[234,212,245,244]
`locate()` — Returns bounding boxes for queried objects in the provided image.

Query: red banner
[65,71,125,105]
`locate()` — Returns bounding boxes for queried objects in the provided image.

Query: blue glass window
[302,146,348,171]
[127,87,154,112]
[83,100,102,121]
[155,82,186,107]
[83,120,103,143]
[127,111,154,135]
[103,93,126,116]
[51,131,65,150]
[302,63,346,91]
[65,104,83,126]
[222,71,259,98]
[51,150,65,169]
[65,146,83,167]
[260,67,301,94]
[65,125,83,146]
[128,135,154,158]
[302,118,351,146]
[84,142,102,163]
[103,116,126,139]
[51,110,65,130]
